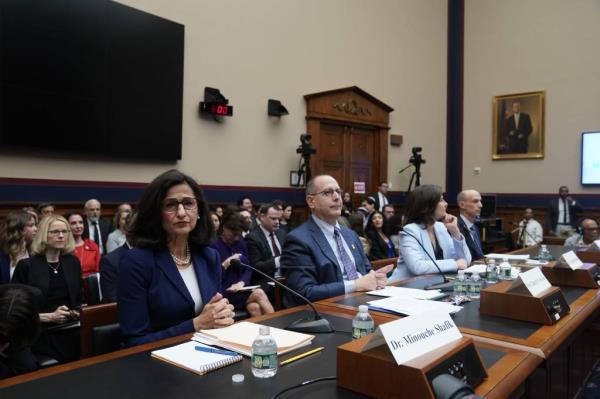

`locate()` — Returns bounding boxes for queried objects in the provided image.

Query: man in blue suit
[281,175,392,307]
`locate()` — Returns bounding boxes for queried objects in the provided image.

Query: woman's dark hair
[385,214,404,237]
[0,284,41,352]
[348,212,366,238]
[404,184,443,226]
[63,210,85,222]
[218,207,246,236]
[365,210,386,234]
[128,169,213,249]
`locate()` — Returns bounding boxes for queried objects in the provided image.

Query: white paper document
[558,251,583,270]
[366,286,445,300]
[367,296,462,316]
[511,267,552,297]
[465,264,487,274]
[485,253,530,261]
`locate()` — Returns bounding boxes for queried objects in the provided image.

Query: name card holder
[541,261,600,289]
[337,336,487,399]
[480,281,569,325]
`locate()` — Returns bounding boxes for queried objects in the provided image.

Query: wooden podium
[337,336,487,398]
[480,281,570,325]
[541,261,600,289]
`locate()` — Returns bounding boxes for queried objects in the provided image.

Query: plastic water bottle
[352,305,375,340]
[453,270,467,300]
[469,274,482,299]
[251,325,278,378]
[499,258,512,281]
[486,260,498,284]
[538,245,551,262]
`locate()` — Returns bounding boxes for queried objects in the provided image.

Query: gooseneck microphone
[399,227,455,292]
[230,259,333,333]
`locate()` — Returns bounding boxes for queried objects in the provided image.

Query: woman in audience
[348,212,370,257]
[64,211,100,278]
[365,211,396,260]
[118,169,234,347]
[279,204,294,234]
[210,209,274,317]
[342,192,354,217]
[22,207,39,226]
[0,211,38,284]
[0,284,41,379]
[106,210,132,253]
[12,215,82,363]
[394,185,470,279]
[209,211,221,234]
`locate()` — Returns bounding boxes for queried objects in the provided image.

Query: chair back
[80,302,120,358]
[371,257,398,271]
[83,273,102,305]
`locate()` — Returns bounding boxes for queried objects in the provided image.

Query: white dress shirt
[518,219,543,247]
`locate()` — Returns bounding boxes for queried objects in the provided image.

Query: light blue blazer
[396,222,471,277]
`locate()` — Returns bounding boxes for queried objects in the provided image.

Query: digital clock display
[199,102,233,116]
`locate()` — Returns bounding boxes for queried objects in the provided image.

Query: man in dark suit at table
[82,198,113,255]
[244,202,286,285]
[505,102,533,153]
[280,175,391,307]
[547,185,584,237]
[457,189,484,261]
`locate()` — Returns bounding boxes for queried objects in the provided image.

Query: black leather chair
[80,303,119,358]
[83,273,102,305]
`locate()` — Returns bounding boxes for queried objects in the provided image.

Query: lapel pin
[351,244,356,250]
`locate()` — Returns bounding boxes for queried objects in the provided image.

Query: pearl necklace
[170,244,191,267]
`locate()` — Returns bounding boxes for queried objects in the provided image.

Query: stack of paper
[368,296,463,316]
[194,321,314,357]
[464,264,487,275]
[366,286,445,300]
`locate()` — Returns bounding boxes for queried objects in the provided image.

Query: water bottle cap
[458,270,465,275]
[232,374,245,383]
[259,325,270,335]
[358,305,369,313]
[472,274,480,281]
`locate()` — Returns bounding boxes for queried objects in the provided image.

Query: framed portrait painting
[492,91,545,160]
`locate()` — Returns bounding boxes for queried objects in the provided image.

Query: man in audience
[36,203,54,219]
[547,185,583,237]
[517,208,543,247]
[280,175,391,306]
[457,189,484,261]
[245,203,286,285]
[373,181,390,212]
[360,196,377,228]
[238,196,258,227]
[238,209,253,237]
[564,218,599,248]
[82,198,113,254]
[382,204,395,220]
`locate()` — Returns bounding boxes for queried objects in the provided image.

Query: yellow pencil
[280,347,325,366]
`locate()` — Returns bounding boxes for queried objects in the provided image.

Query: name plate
[362,310,462,365]
[558,250,584,270]
[509,267,552,297]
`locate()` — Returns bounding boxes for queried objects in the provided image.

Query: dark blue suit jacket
[280,216,371,307]
[0,251,10,284]
[118,245,222,347]
[99,244,130,303]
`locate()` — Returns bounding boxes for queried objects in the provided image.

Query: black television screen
[480,194,497,219]
[0,0,184,160]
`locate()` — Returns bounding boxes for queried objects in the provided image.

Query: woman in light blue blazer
[392,185,470,280]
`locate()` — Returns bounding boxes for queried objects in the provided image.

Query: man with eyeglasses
[564,218,599,248]
[280,175,392,307]
[82,198,113,255]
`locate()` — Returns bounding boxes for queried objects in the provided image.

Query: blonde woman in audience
[0,211,38,284]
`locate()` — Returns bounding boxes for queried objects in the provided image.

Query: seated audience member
[100,213,135,303]
[279,203,294,234]
[237,196,258,228]
[365,211,396,260]
[0,284,42,379]
[361,196,377,227]
[280,175,391,306]
[214,206,224,219]
[394,185,470,279]
[1,211,37,284]
[37,203,55,220]
[65,211,100,279]
[457,189,484,261]
[348,212,370,256]
[209,211,221,233]
[564,218,599,248]
[238,209,254,237]
[117,203,133,214]
[386,214,404,256]
[211,210,274,317]
[517,208,543,247]
[245,203,286,284]
[22,207,39,226]
[12,215,82,363]
[547,185,583,237]
[342,192,354,218]
[382,204,395,220]
[82,198,113,255]
[118,170,234,347]
[106,210,132,253]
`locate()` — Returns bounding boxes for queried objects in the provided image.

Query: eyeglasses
[162,197,198,213]
[48,229,69,236]
[309,188,343,198]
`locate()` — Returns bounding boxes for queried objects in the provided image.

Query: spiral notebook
[151,341,242,375]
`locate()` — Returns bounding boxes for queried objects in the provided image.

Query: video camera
[296,133,317,157]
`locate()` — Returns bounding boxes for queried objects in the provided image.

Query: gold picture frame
[492,91,545,160]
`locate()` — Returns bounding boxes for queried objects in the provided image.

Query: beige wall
[463,0,600,194]
[0,0,448,192]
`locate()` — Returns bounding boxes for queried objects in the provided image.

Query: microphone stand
[230,259,333,333]
[400,227,455,292]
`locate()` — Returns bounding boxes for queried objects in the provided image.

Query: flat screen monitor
[581,131,600,185]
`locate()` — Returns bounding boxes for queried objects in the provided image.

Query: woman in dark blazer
[12,215,82,363]
[365,211,396,260]
[118,169,235,347]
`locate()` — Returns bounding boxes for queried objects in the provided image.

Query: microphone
[399,227,455,292]
[229,259,333,334]
[509,221,537,246]
[431,374,482,399]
